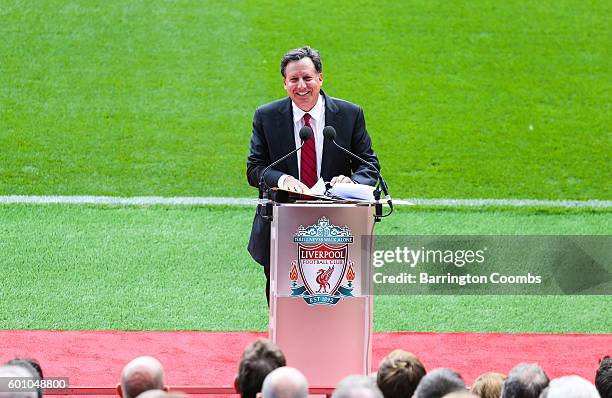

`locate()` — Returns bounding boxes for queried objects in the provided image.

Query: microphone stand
[328,140,393,222]
[258,129,312,221]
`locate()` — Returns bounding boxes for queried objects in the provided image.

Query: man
[596,356,611,398]
[412,368,466,398]
[376,349,426,398]
[501,363,549,398]
[260,367,308,398]
[235,338,287,398]
[116,356,167,398]
[246,46,380,302]
[543,375,600,398]
[0,365,38,398]
[332,375,383,398]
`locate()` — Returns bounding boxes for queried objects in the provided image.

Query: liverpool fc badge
[290,217,356,305]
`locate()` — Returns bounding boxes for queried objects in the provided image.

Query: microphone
[257,125,312,221]
[322,126,393,216]
[259,126,312,190]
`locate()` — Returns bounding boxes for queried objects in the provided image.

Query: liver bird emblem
[316,265,335,293]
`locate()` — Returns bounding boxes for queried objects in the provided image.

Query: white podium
[268,202,375,386]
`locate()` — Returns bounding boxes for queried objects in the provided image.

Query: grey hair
[332,375,383,398]
[546,376,600,398]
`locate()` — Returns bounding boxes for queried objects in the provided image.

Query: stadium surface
[1,330,609,387]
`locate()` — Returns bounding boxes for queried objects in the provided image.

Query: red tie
[300,113,317,188]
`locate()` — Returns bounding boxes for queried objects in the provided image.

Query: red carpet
[1,330,609,388]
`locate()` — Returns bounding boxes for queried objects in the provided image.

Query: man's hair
[471,372,506,398]
[3,359,42,398]
[5,358,43,379]
[501,363,549,398]
[237,338,286,398]
[0,365,38,398]
[332,375,383,398]
[280,46,322,78]
[412,368,466,398]
[120,356,165,398]
[376,349,426,398]
[596,356,612,398]
[261,367,308,398]
[546,375,600,398]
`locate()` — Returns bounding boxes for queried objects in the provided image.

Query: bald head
[261,367,308,398]
[119,356,166,398]
[0,365,38,398]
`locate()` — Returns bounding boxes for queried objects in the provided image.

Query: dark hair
[280,46,322,77]
[501,363,549,398]
[237,339,286,398]
[377,350,426,398]
[413,368,465,398]
[596,356,612,398]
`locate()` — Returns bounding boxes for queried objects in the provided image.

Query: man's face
[283,57,323,112]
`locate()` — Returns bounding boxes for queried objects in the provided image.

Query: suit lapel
[276,98,299,178]
[321,91,342,179]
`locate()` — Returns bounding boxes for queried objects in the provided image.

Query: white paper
[328,183,376,200]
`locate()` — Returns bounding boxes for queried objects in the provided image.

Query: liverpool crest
[290,217,356,305]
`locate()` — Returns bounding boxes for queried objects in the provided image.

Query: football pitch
[1,1,610,334]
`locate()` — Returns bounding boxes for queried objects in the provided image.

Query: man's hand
[282,176,310,193]
[330,175,353,186]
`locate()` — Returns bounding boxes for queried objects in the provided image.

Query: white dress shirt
[278,94,326,188]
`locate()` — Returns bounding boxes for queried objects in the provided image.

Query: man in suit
[246,46,380,303]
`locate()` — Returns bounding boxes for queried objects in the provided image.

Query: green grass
[1,204,610,333]
[1,0,610,199]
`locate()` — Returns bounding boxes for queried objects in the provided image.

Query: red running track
[1,331,609,388]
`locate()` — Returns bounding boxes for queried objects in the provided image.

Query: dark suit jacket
[246,91,380,265]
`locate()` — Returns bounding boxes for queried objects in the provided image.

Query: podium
[268,201,376,386]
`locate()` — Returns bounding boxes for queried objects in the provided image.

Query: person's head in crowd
[596,356,612,398]
[5,358,43,379]
[471,372,506,398]
[236,338,287,398]
[332,375,383,398]
[376,349,426,398]
[136,390,187,398]
[2,359,42,398]
[501,363,549,398]
[413,368,466,398]
[544,375,600,398]
[117,356,167,398]
[0,365,39,398]
[442,392,479,398]
[260,366,308,398]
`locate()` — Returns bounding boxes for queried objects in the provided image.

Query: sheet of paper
[328,183,375,200]
[306,177,327,196]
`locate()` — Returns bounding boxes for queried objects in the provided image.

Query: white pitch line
[0,196,610,208]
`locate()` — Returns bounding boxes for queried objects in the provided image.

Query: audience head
[596,356,612,398]
[333,375,383,398]
[501,363,549,398]
[442,392,478,398]
[376,349,426,398]
[471,372,506,398]
[117,356,166,398]
[135,390,187,398]
[4,358,43,379]
[260,367,308,398]
[413,368,466,398]
[0,365,38,398]
[236,338,287,398]
[545,375,600,398]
